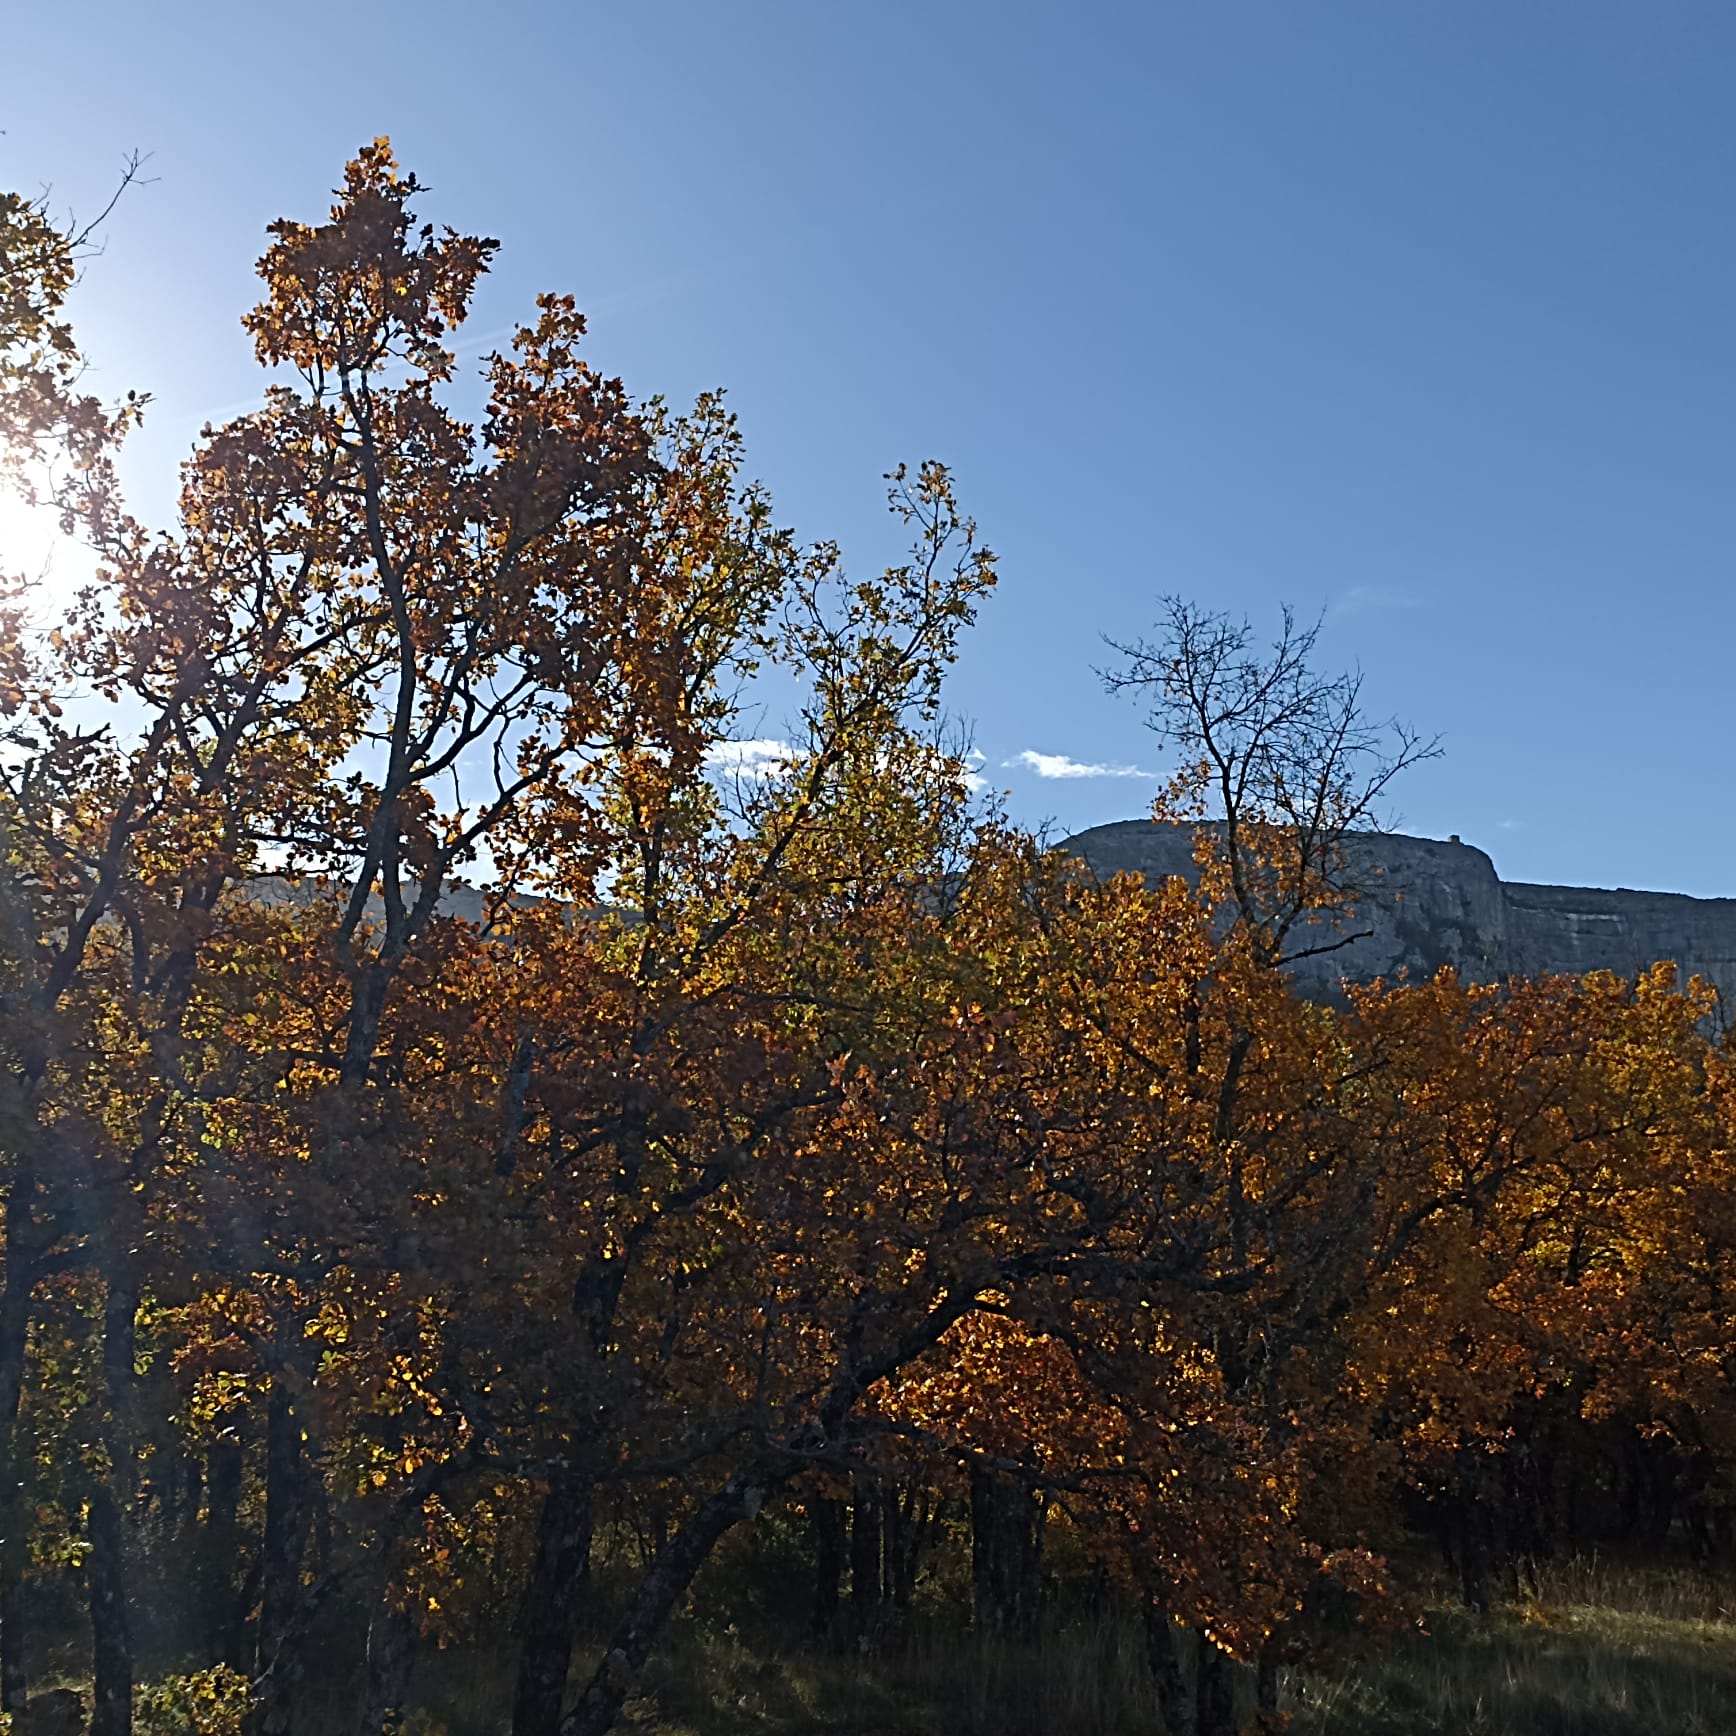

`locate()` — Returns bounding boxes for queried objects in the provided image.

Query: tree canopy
[3,144,1735,1736]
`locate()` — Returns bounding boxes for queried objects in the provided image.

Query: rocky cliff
[1061,821,1736,1015]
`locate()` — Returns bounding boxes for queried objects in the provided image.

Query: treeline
[2,147,1735,1736]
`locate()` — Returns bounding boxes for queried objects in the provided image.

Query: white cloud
[1006,749,1156,781]
[704,738,992,798]
[703,738,793,780]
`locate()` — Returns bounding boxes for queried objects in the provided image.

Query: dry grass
[597,1558,1736,1736]
[1286,1558,1736,1736]
[29,1556,1736,1735]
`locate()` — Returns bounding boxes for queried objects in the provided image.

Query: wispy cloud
[1330,584,1425,618]
[703,738,793,780]
[1006,750,1156,781]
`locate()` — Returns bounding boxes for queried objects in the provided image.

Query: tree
[0,151,150,1725]
[1,138,675,1732]
[8,140,1736,1736]
[1103,597,1438,970]
[4,142,1027,1736]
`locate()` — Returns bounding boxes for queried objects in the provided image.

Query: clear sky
[5,2,1734,893]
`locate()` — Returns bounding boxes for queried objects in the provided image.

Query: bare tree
[1103,597,1439,970]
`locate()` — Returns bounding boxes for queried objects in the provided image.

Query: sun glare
[0,483,96,621]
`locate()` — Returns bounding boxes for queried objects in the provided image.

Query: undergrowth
[18,1557,1736,1735]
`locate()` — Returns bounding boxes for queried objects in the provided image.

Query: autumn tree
[1,138,672,1733]
[8,140,1736,1736]
[0,153,152,1725]
[3,140,1047,1736]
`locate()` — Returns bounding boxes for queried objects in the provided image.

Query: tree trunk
[87,1484,132,1736]
[251,1374,311,1736]
[359,1586,416,1736]
[0,1163,38,1716]
[89,1260,139,1736]
[1458,1495,1491,1613]
[510,1473,593,1736]
[561,1471,771,1736]
[808,1497,845,1648]
[881,1483,938,1622]
[1255,1640,1281,1730]
[848,1481,882,1649]
[1141,1602,1194,1736]
[969,1468,1042,1643]
[1195,1630,1236,1736]
[198,1438,247,1667]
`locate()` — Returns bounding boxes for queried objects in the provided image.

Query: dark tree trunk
[251,1375,311,1736]
[848,1482,882,1649]
[359,1587,416,1736]
[310,1477,335,1577]
[510,1473,593,1736]
[808,1497,846,1648]
[1453,1448,1495,1613]
[883,1483,937,1612]
[1457,1488,1492,1613]
[969,1468,1042,1643]
[89,1262,138,1736]
[1255,1641,1281,1729]
[1195,1630,1236,1736]
[1458,1509,1490,1613]
[0,1468,28,1718]
[561,1471,772,1736]
[87,1484,132,1736]
[0,1164,38,1714]
[157,1436,195,1537]
[199,1438,246,1666]
[1142,1602,1194,1736]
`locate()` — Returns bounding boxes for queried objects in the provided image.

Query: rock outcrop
[1061,820,1736,1017]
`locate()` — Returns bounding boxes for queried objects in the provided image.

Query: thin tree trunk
[1195,1629,1236,1736]
[0,1522,26,1718]
[848,1481,882,1649]
[809,1497,845,1648]
[560,1471,771,1736]
[510,1473,593,1736]
[969,1468,1042,1643]
[359,1586,416,1736]
[0,1163,38,1714]
[87,1484,132,1736]
[89,1259,139,1736]
[886,1484,938,1612]
[198,1438,245,1666]
[251,1373,310,1736]
[1255,1640,1281,1729]
[1141,1602,1194,1736]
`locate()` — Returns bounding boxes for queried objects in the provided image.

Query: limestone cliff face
[1061,820,1736,1012]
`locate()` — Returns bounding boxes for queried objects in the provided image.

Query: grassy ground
[1286,1557,1736,1736]
[379,1556,1736,1736]
[22,1556,1736,1734]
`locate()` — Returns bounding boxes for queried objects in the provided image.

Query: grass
[1285,1557,1736,1736]
[21,1555,1736,1734]
[393,1556,1736,1736]
[632,1558,1736,1736]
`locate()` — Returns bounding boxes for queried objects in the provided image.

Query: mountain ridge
[1061,820,1736,1015]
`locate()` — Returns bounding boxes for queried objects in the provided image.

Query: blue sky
[5,2,1734,892]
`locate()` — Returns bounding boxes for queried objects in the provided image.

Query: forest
[3,146,1736,1736]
